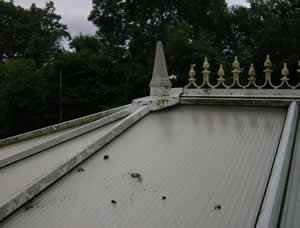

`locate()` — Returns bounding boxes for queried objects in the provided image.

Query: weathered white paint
[182,88,300,99]
[133,88,182,111]
[1,105,285,228]
[0,104,131,147]
[256,102,299,228]
[0,106,149,221]
[0,106,137,168]
[180,97,293,107]
[149,41,172,96]
[0,122,119,216]
[280,114,300,228]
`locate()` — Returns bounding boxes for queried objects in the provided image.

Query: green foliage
[227,0,300,82]
[49,51,119,119]
[88,0,229,65]
[70,34,103,54]
[165,21,226,86]
[41,51,148,124]
[0,0,299,138]
[113,61,149,101]
[0,59,48,137]
[0,0,70,65]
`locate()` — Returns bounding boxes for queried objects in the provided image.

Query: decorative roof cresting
[185,56,300,89]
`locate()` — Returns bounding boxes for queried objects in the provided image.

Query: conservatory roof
[0,42,300,228]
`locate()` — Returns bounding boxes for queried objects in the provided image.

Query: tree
[164,21,226,86]
[44,51,128,121]
[0,0,70,65]
[89,0,230,85]
[1,0,299,138]
[225,0,300,83]
[249,0,299,77]
[70,34,103,54]
[0,59,48,137]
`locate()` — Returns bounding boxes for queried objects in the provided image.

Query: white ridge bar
[0,104,132,147]
[0,105,150,221]
[0,106,137,168]
[256,102,299,228]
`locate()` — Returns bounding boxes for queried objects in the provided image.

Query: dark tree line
[0,0,299,138]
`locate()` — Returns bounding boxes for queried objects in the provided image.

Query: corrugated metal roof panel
[1,105,286,228]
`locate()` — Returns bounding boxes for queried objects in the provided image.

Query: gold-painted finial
[202,57,211,86]
[184,64,199,88]
[232,56,240,83]
[232,56,240,69]
[218,64,225,77]
[217,64,225,82]
[281,63,289,80]
[184,56,300,89]
[264,55,272,82]
[189,64,196,79]
[203,57,210,70]
[264,55,272,68]
[248,64,256,81]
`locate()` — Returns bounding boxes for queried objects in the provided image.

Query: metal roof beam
[256,102,299,228]
[0,104,132,147]
[0,105,137,168]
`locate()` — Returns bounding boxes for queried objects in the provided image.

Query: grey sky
[11,0,249,37]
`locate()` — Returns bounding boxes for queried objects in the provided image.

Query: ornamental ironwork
[185,56,300,89]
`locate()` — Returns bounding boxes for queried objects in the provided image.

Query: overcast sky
[10,0,249,37]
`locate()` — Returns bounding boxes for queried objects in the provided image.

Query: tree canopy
[0,0,299,138]
[70,34,103,54]
[0,0,70,65]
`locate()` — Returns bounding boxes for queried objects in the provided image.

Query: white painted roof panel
[0,120,122,204]
[1,105,286,228]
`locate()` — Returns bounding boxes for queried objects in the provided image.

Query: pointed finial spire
[202,57,210,84]
[150,41,172,96]
[203,57,210,70]
[248,64,256,81]
[217,64,225,82]
[218,64,225,77]
[233,56,240,69]
[264,55,272,68]
[189,64,196,79]
[281,63,289,80]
